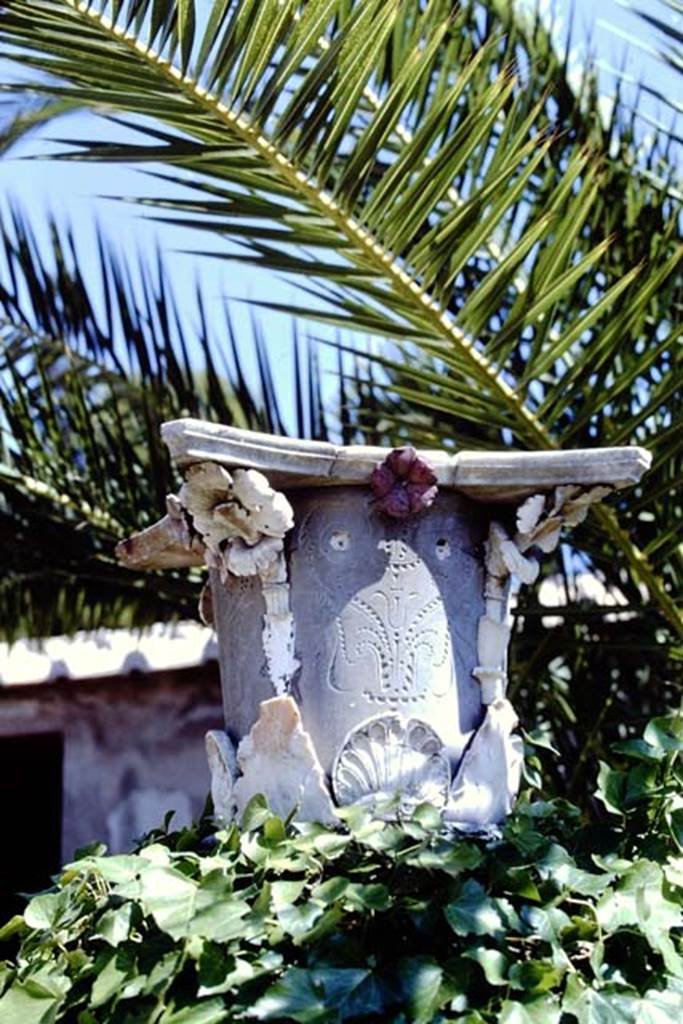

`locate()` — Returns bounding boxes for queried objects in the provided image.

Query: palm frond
[0,93,76,154]
[600,0,683,140]
[0,207,336,639]
[0,0,678,632]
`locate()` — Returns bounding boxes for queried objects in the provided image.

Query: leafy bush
[1,717,681,1024]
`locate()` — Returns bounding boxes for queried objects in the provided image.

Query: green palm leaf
[0,0,679,637]
[0,207,334,639]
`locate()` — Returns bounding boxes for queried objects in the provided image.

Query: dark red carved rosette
[370,447,438,518]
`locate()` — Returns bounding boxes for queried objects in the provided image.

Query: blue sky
[0,0,678,428]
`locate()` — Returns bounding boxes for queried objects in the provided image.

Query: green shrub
[1,716,681,1023]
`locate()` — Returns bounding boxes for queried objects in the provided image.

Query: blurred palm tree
[0,0,679,800]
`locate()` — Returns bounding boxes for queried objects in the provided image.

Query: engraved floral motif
[332,539,453,705]
[332,713,451,814]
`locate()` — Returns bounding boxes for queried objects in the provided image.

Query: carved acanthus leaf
[224,535,284,577]
[178,462,294,582]
[516,493,546,535]
[514,484,614,555]
[474,482,616,705]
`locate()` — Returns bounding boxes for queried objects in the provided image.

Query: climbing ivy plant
[1,715,681,1022]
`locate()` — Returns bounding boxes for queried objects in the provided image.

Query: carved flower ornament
[370,447,438,518]
[178,462,294,580]
[487,483,614,586]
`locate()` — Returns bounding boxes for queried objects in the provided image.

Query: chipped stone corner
[115,493,205,570]
[232,696,337,825]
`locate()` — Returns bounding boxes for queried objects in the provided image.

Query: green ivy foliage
[0,717,681,1024]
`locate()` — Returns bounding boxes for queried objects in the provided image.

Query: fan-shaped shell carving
[332,714,450,813]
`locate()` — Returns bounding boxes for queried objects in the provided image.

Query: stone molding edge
[161,419,651,501]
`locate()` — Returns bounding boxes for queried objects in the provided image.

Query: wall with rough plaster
[0,666,222,860]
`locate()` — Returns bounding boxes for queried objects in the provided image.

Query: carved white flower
[224,536,284,577]
[178,462,236,553]
[178,461,294,579]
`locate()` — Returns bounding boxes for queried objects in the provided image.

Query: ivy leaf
[444,880,518,938]
[563,976,683,1023]
[635,989,683,1024]
[276,903,324,941]
[240,796,272,831]
[509,960,565,993]
[596,861,683,976]
[521,906,571,945]
[523,730,561,757]
[85,854,151,886]
[247,967,372,1022]
[23,893,63,931]
[501,867,542,901]
[312,877,350,905]
[159,997,228,1023]
[399,957,444,1023]
[270,881,307,909]
[136,866,199,938]
[90,951,133,1010]
[669,808,683,850]
[463,947,509,985]
[0,967,71,1024]
[403,840,483,875]
[611,739,664,763]
[643,716,683,754]
[563,976,633,1023]
[411,803,444,831]
[596,763,628,815]
[0,916,27,943]
[343,883,392,912]
[499,996,562,1023]
[536,845,612,897]
[95,904,135,947]
[137,867,250,942]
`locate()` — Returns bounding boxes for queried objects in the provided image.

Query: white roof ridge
[0,620,217,688]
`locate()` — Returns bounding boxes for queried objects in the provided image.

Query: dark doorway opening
[0,732,63,924]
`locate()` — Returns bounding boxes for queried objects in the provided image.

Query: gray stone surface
[213,487,486,776]
[210,569,276,745]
